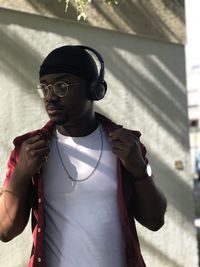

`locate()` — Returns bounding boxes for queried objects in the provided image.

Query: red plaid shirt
[3,113,147,267]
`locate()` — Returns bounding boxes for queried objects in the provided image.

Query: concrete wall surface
[0,0,185,44]
[0,7,198,267]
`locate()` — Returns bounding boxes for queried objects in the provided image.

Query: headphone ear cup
[96,81,107,100]
[89,80,107,101]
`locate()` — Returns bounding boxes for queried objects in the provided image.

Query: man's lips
[46,105,63,115]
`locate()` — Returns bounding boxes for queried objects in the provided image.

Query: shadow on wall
[101,45,187,143]
[25,0,185,43]
[140,234,184,267]
[0,7,192,267]
[26,0,77,20]
[92,0,185,42]
[0,28,40,95]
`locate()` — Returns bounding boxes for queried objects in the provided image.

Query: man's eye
[41,86,48,91]
[61,83,68,88]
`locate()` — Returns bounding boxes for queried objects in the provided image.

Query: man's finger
[109,128,138,143]
[29,147,50,158]
[25,134,45,145]
[28,139,49,151]
[111,140,129,150]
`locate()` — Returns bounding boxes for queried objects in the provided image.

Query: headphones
[76,45,107,101]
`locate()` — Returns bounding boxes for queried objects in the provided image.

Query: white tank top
[42,125,126,267]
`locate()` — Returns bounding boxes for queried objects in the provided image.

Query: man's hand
[109,128,146,178]
[109,128,167,231]
[16,134,50,178]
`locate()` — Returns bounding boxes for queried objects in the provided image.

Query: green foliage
[60,0,118,20]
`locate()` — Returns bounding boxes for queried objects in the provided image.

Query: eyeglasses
[36,81,80,99]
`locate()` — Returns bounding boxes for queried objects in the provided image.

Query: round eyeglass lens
[54,82,69,97]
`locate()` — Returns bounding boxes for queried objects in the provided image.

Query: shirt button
[37,257,42,263]
[38,198,41,203]
[38,227,41,233]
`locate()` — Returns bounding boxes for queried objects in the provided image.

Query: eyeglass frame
[36,81,81,99]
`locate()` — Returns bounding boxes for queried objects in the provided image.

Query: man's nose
[46,85,58,101]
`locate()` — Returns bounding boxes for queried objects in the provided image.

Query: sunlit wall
[0,7,198,267]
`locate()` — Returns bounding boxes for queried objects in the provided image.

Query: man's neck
[56,112,99,137]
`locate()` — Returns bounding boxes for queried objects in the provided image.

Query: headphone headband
[75,45,106,101]
[75,45,104,80]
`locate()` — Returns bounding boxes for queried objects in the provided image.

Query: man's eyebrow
[40,74,70,83]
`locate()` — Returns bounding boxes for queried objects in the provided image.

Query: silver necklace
[56,126,103,183]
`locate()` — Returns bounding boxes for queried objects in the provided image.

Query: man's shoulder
[13,120,54,147]
[96,112,141,138]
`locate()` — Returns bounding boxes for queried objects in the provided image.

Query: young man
[0,45,167,267]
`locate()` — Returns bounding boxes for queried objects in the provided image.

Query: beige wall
[0,5,198,267]
[0,0,185,44]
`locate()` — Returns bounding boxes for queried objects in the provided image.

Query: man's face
[39,73,92,125]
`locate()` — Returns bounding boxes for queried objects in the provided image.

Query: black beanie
[39,45,98,82]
